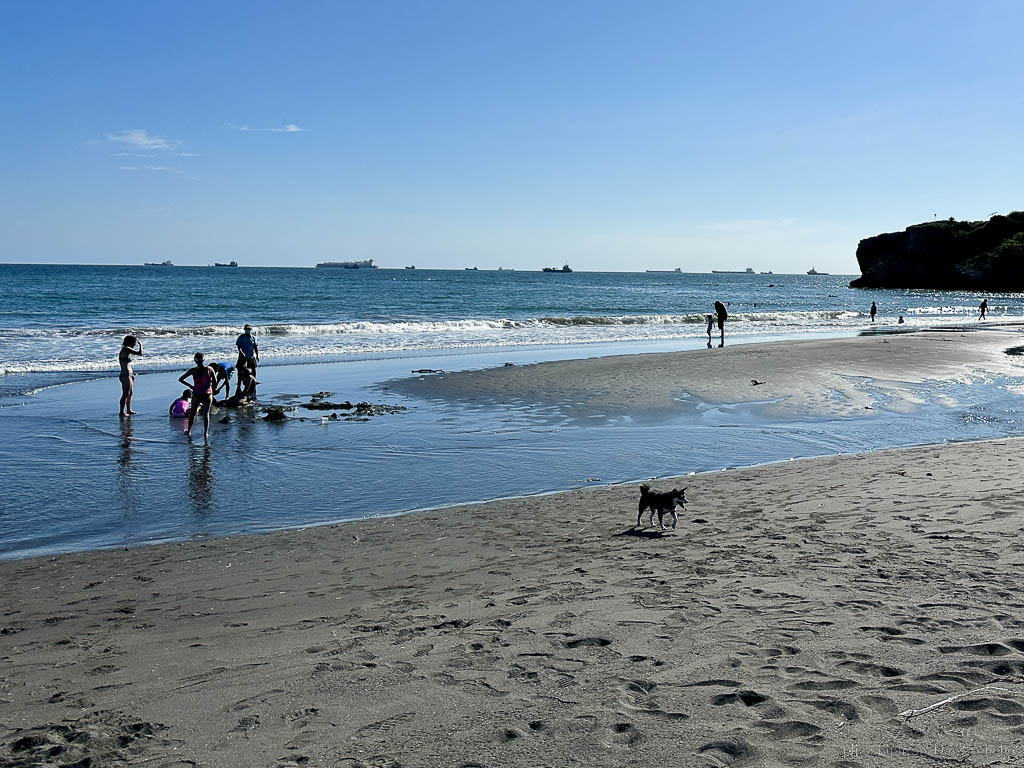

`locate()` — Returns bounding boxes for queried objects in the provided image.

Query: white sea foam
[4,310,1024,377]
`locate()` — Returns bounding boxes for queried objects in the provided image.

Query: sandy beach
[390,329,1024,420]
[5,333,1024,767]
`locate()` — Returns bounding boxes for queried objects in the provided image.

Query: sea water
[3,264,1024,558]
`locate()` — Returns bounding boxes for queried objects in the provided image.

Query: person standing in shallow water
[870,301,877,323]
[118,335,143,415]
[979,298,988,320]
[179,352,222,440]
[714,301,728,347]
[235,324,259,396]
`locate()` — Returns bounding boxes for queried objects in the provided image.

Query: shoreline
[5,437,1024,766]
[5,329,1024,560]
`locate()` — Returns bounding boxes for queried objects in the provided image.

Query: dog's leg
[671,508,678,529]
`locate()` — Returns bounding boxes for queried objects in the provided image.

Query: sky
[1,1,1022,273]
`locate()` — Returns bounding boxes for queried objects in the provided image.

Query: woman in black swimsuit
[118,335,143,415]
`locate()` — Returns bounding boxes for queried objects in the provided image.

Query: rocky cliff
[850,212,1024,290]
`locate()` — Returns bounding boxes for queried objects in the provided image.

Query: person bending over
[714,301,728,346]
[210,361,234,403]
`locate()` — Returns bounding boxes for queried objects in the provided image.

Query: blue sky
[1,1,1021,272]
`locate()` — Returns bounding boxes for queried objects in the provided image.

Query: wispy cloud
[229,122,306,133]
[120,165,184,174]
[177,152,201,157]
[113,151,157,158]
[106,128,180,151]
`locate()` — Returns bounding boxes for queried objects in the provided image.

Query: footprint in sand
[698,735,757,764]
[564,636,611,649]
[801,697,860,721]
[711,689,768,707]
[605,722,641,748]
[939,641,1013,656]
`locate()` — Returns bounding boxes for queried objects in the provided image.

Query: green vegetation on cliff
[850,212,1024,290]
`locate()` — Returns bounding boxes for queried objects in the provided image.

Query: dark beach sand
[4,333,1024,767]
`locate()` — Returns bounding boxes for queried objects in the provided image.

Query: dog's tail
[638,483,651,512]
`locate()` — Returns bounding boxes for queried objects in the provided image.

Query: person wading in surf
[179,352,223,440]
[118,335,143,415]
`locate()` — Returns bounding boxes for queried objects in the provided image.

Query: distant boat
[214,260,238,267]
[315,259,378,269]
[144,260,173,267]
[646,267,682,273]
[711,267,755,274]
[760,271,773,275]
[465,266,478,271]
[807,267,829,275]
[543,263,573,273]
[405,265,415,269]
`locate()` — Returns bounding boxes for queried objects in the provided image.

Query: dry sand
[4,439,1024,767]
[5,332,1024,767]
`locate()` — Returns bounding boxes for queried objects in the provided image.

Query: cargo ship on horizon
[315,259,378,269]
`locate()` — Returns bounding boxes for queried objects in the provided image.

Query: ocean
[3,264,1024,559]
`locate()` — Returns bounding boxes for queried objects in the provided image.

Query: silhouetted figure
[714,301,728,344]
[705,314,714,344]
[118,335,143,415]
[870,301,877,323]
[898,315,904,324]
[979,298,988,320]
[235,324,259,396]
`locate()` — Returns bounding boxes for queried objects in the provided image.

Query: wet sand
[5,331,1024,767]
[390,329,1024,420]
[4,437,1024,767]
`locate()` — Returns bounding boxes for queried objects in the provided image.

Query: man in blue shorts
[235,324,259,395]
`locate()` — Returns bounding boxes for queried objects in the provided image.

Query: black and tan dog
[637,484,687,530]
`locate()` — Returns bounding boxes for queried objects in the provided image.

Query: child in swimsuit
[168,390,192,418]
[118,335,143,415]
[178,352,223,439]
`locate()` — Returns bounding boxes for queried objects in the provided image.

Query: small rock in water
[351,401,407,417]
[300,399,353,411]
[263,406,289,422]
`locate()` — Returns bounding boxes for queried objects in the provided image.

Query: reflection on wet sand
[117,415,140,512]
[187,444,215,517]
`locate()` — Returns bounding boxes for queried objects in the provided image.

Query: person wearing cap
[235,324,259,395]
